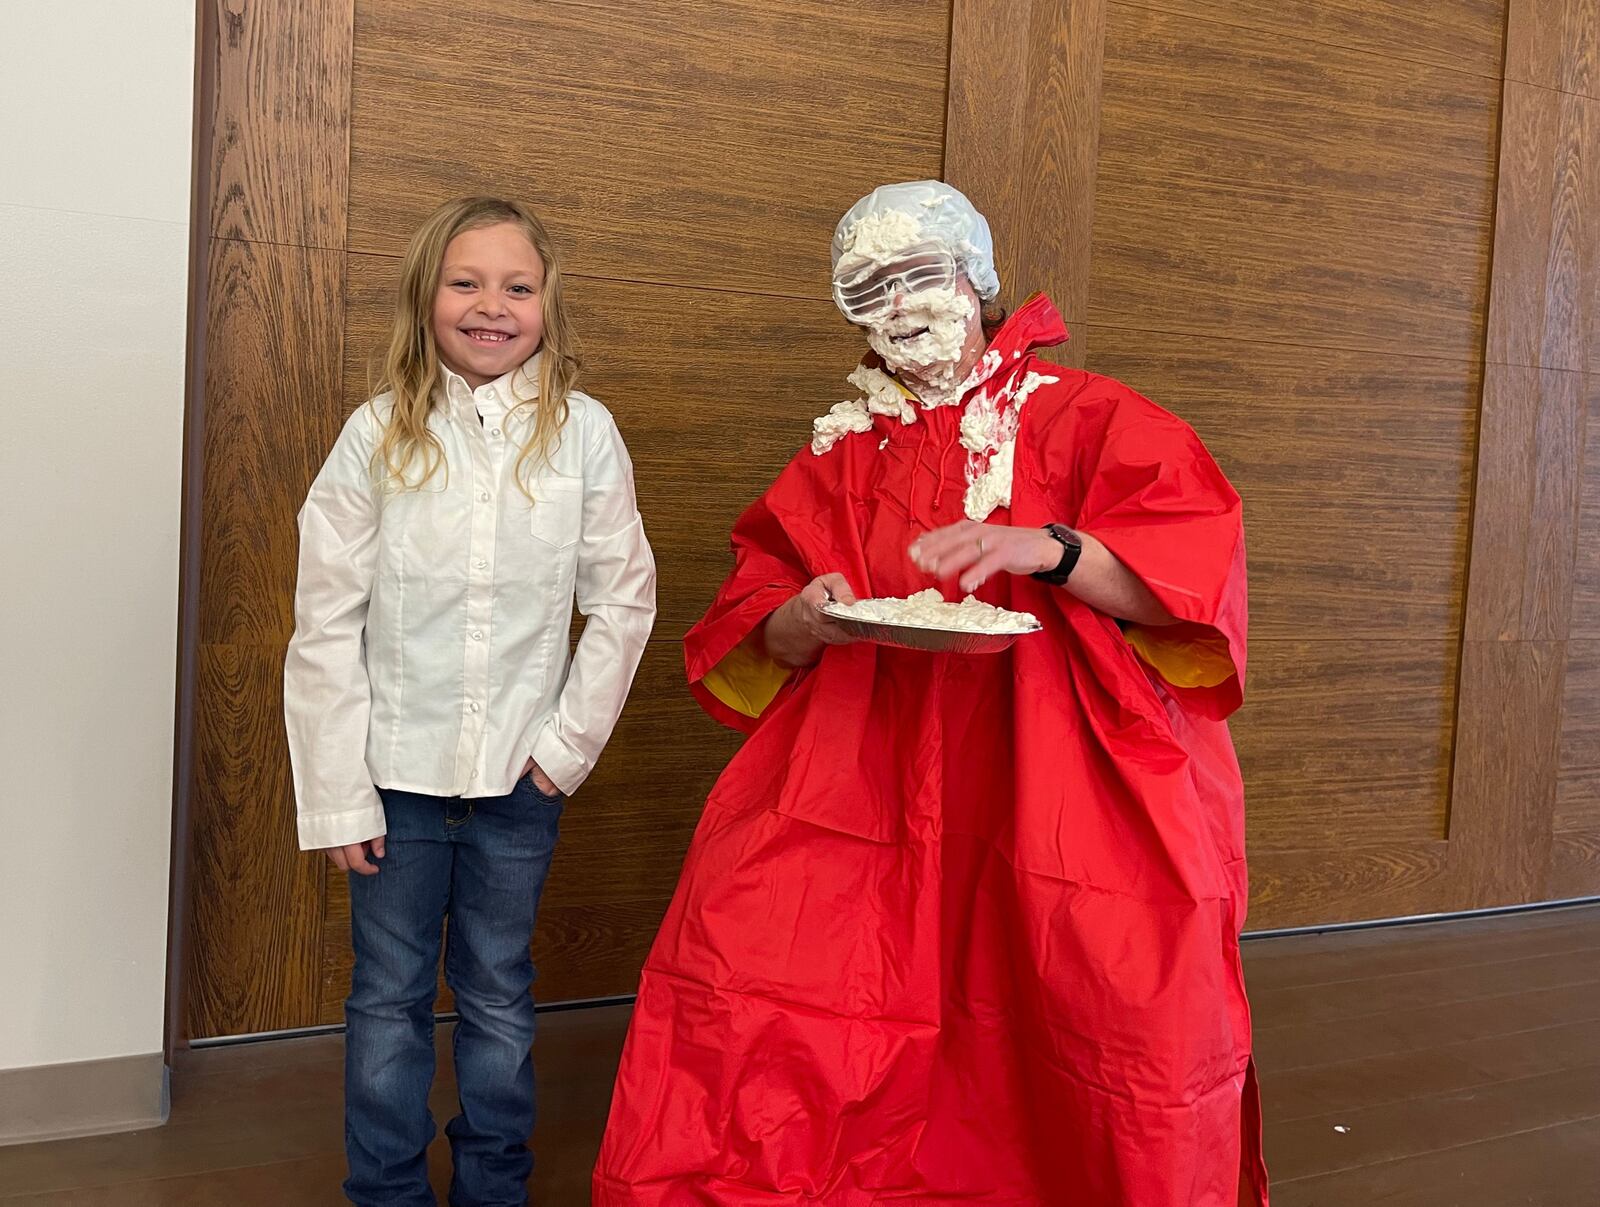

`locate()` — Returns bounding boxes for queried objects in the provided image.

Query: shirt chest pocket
[528,477,583,550]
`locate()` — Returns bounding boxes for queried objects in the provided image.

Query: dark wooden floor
[3,905,1598,1205]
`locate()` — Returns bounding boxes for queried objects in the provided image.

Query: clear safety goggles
[831,247,958,323]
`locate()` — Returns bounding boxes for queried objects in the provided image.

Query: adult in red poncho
[594,180,1267,1206]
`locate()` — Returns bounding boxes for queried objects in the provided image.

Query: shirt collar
[439,353,541,424]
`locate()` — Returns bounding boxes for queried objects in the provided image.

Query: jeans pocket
[522,772,565,808]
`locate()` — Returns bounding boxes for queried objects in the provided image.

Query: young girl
[284,195,656,1207]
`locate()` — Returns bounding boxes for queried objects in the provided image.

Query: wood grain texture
[318,640,741,1023]
[1268,1063,1600,1186]
[15,913,1600,1206]
[1234,642,1457,854]
[1113,0,1507,76]
[1269,1117,1600,1205]
[1565,381,1600,634]
[1249,944,1600,1028]
[1454,0,1600,913]
[1462,365,1587,641]
[1557,644,1600,832]
[1448,640,1567,905]
[1246,842,1453,931]
[1092,4,1501,360]
[1261,1016,1600,1128]
[187,0,355,1040]
[1547,828,1600,896]
[208,0,353,246]
[344,253,875,637]
[1505,0,1600,98]
[945,0,1106,320]
[185,643,324,1038]
[1252,974,1600,1074]
[1487,82,1600,373]
[0,1008,632,1202]
[345,0,949,297]
[1086,328,1479,640]
[190,0,956,1036]
[199,238,345,647]
[1244,903,1600,991]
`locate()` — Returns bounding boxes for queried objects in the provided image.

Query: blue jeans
[343,777,563,1207]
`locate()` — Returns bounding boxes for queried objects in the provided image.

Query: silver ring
[977,537,987,555]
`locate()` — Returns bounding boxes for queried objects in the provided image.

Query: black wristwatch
[1032,524,1083,586]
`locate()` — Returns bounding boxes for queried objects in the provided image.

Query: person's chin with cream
[861,275,988,407]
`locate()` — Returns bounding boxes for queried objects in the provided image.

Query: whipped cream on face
[830,588,1038,633]
[865,286,976,408]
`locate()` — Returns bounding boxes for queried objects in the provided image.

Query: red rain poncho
[594,295,1267,1206]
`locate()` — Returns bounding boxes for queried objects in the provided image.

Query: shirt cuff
[297,800,386,851]
[531,724,590,796]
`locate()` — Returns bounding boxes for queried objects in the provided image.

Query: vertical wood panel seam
[308,0,356,1025]
[1442,0,1526,853]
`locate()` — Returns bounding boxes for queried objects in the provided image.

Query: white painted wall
[0,2,195,1072]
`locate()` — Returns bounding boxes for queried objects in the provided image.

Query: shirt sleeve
[528,405,657,793]
[283,407,385,849]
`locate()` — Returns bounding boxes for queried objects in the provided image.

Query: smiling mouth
[463,329,515,345]
[889,327,930,343]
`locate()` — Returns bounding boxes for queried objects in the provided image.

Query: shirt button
[491,427,502,437]
[478,490,490,502]
[485,388,497,401]
[475,558,488,570]
[468,702,481,714]
[471,630,483,641]
[469,769,479,780]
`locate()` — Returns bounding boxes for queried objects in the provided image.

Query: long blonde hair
[372,195,582,495]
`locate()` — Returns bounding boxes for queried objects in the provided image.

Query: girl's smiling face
[431,222,547,388]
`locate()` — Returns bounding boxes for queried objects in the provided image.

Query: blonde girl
[284,196,656,1207]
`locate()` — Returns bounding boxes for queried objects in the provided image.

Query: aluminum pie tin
[820,603,1042,654]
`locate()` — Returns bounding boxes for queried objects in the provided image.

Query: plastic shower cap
[830,180,1000,302]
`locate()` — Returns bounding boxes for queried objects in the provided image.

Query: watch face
[1035,524,1082,584]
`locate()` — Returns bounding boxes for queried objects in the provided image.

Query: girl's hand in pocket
[522,757,559,796]
[325,836,385,875]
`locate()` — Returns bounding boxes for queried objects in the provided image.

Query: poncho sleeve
[1070,389,1248,720]
[683,495,807,731]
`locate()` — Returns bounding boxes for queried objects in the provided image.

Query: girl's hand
[325,836,386,876]
[761,573,860,668]
[910,520,1058,592]
[521,758,560,797]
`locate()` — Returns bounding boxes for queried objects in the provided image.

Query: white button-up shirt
[284,360,657,849]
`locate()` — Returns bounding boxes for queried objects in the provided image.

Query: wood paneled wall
[182,0,951,1039]
[1093,1,1500,924]
[1502,0,1600,899]
[179,0,1600,1040]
